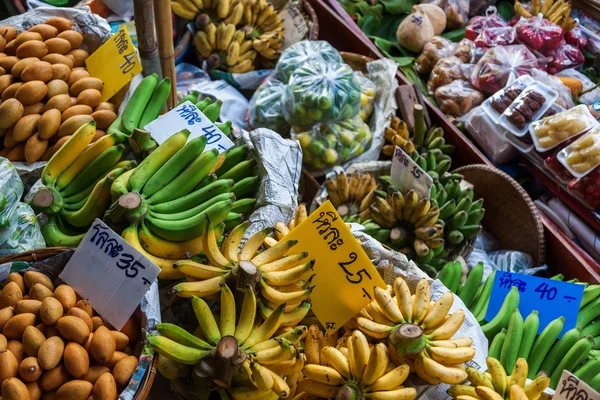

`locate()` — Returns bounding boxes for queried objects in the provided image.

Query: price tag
[555,370,600,400]
[485,272,584,338]
[390,146,433,199]
[280,201,386,335]
[59,219,160,330]
[86,26,142,102]
[144,101,234,154]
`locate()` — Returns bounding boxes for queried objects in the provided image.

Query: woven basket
[453,164,546,266]
[0,247,157,400]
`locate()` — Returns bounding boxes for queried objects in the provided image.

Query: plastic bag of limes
[275,40,342,83]
[248,78,291,137]
[355,71,376,122]
[293,115,373,171]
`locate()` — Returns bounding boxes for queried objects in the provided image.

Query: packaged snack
[427,56,465,96]
[530,104,596,152]
[453,38,477,63]
[0,157,24,229]
[354,72,376,122]
[275,41,343,83]
[427,0,469,29]
[558,129,600,178]
[416,36,457,74]
[568,167,600,210]
[474,26,517,48]
[515,15,564,51]
[435,80,485,116]
[500,83,558,136]
[283,60,361,126]
[0,203,45,256]
[248,78,290,137]
[470,45,539,95]
[482,75,534,122]
[466,11,508,40]
[546,44,585,74]
[293,115,373,171]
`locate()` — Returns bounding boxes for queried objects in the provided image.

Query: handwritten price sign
[59,219,160,330]
[390,146,433,199]
[555,370,600,400]
[280,201,386,334]
[486,272,584,337]
[145,101,234,153]
[86,26,142,102]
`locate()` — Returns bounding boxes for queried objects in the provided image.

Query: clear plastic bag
[474,26,517,48]
[558,129,600,177]
[248,78,290,137]
[515,15,564,52]
[283,60,361,126]
[416,36,457,74]
[354,72,376,122]
[454,38,477,63]
[435,80,484,117]
[0,203,45,256]
[427,56,465,96]
[462,107,518,164]
[530,105,595,152]
[0,157,24,229]
[275,41,343,83]
[557,68,600,106]
[546,44,585,75]
[293,115,373,171]
[530,69,575,110]
[469,44,539,95]
[427,0,470,29]
[466,9,508,40]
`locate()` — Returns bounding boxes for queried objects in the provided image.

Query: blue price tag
[485,272,584,338]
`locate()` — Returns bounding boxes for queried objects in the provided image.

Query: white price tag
[554,370,600,400]
[59,219,160,330]
[144,101,234,153]
[390,146,433,199]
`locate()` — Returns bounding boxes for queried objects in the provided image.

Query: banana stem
[213,335,239,388]
[336,383,363,400]
[413,104,426,150]
[389,323,426,357]
[231,261,262,293]
[337,204,350,218]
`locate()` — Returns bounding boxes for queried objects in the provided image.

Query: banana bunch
[514,0,576,30]
[356,277,474,384]
[574,351,600,392]
[148,283,308,399]
[324,171,378,223]
[448,357,550,400]
[242,0,284,66]
[296,328,417,400]
[116,132,258,279]
[195,22,259,73]
[35,122,134,247]
[264,204,308,248]
[171,0,241,23]
[169,220,314,322]
[382,116,416,157]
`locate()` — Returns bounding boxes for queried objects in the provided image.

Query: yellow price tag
[281,201,386,335]
[85,26,142,102]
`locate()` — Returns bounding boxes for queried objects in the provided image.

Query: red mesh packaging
[515,15,564,52]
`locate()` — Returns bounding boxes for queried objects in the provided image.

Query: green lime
[296,133,311,148]
[339,131,353,146]
[307,109,323,121]
[308,140,326,155]
[318,95,332,110]
[323,148,338,164]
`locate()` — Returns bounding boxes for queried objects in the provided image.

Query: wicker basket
[0,247,157,400]
[453,164,546,266]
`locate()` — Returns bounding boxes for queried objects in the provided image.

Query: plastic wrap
[0,203,44,256]
[474,26,516,48]
[469,44,540,95]
[274,40,343,83]
[501,84,557,136]
[557,68,600,105]
[416,36,457,74]
[558,129,600,178]
[248,78,290,137]
[546,44,585,74]
[283,60,361,126]
[0,157,24,230]
[466,9,508,40]
[568,167,600,210]
[565,26,589,50]
[355,72,376,122]
[530,69,575,110]
[435,80,484,116]
[427,56,465,96]
[515,15,564,51]
[545,153,574,184]
[454,38,477,63]
[427,0,470,29]
[462,107,519,164]
[293,115,372,171]
[530,105,597,152]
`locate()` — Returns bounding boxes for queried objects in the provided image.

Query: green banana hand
[149,178,234,214]
[122,73,159,133]
[138,77,172,129]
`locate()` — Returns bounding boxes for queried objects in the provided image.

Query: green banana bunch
[410,149,453,182]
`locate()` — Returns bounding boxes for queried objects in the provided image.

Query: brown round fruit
[28,24,58,40]
[2,377,30,400]
[12,114,41,142]
[14,300,42,317]
[28,284,53,302]
[24,133,48,163]
[41,54,73,69]
[56,380,92,400]
[45,17,73,33]
[69,77,103,97]
[91,316,103,332]
[0,349,18,383]
[74,300,93,317]
[2,82,23,101]
[38,109,61,140]
[19,357,42,382]
[53,285,76,312]
[24,271,54,291]
[0,282,23,308]
[66,68,89,87]
[0,307,15,331]
[65,49,88,68]
[0,56,19,72]
[40,297,63,326]
[45,79,68,97]
[12,57,41,78]
[50,63,70,81]
[38,336,64,370]
[95,102,116,113]
[93,372,117,400]
[0,26,17,42]
[45,94,71,113]
[63,342,89,378]
[0,333,6,351]
[15,81,48,106]
[90,110,116,131]
[76,88,101,108]
[39,364,69,392]
[113,355,138,387]
[3,313,35,339]
[67,307,93,332]
[16,41,48,59]
[90,327,115,365]
[21,61,52,82]
[44,38,70,55]
[57,30,83,49]
[14,31,43,47]
[22,326,46,358]
[56,316,89,344]
[23,103,45,116]
[61,104,92,122]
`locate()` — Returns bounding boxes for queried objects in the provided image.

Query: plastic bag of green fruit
[248,78,291,137]
[283,60,362,126]
[0,203,45,256]
[275,40,343,83]
[293,115,373,171]
[0,157,24,232]
[355,71,376,122]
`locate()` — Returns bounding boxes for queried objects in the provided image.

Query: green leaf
[378,0,418,15]
[496,0,515,21]
[442,27,466,42]
[338,0,384,19]
[392,57,414,67]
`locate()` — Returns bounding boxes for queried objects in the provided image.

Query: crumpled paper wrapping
[0,250,160,400]
[0,7,112,179]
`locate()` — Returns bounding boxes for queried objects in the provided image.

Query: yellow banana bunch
[513,0,576,31]
[356,277,474,385]
[383,116,416,157]
[263,204,308,248]
[325,171,378,221]
[448,357,550,400]
[149,284,309,399]
[297,328,416,400]
[171,0,239,22]
[241,0,284,63]
[195,21,258,73]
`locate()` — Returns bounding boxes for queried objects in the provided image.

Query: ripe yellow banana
[357,317,393,339]
[172,2,197,19]
[425,310,465,340]
[302,364,345,386]
[234,285,257,345]
[421,354,467,384]
[250,361,274,391]
[421,291,453,329]
[394,278,413,324]
[412,279,431,324]
[374,286,404,324]
[366,364,410,392]
[171,275,224,297]
[364,388,417,400]
[429,346,475,365]
[172,260,228,279]
[362,343,388,386]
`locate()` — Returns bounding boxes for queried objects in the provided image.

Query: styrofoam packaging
[481,75,535,123]
[500,82,558,137]
[530,104,598,153]
[558,129,600,179]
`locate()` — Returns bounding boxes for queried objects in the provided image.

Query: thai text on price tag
[390,146,433,199]
[144,101,234,153]
[85,26,142,102]
[59,219,160,330]
[485,271,584,337]
[280,201,386,335]
[555,370,600,400]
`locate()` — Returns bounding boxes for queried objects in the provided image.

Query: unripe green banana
[550,335,594,388]
[215,145,249,177]
[195,98,211,111]
[149,192,235,221]
[218,159,255,183]
[42,215,86,247]
[30,186,64,215]
[122,73,159,133]
[61,174,115,228]
[138,77,172,129]
[574,357,600,383]
[147,334,212,365]
[223,212,244,230]
[231,176,259,199]
[150,178,234,214]
[540,326,581,378]
[177,90,200,107]
[472,271,496,322]
[578,296,600,329]
[155,322,213,350]
[488,328,507,360]
[500,309,523,374]
[460,225,483,239]
[481,286,520,339]
[458,262,483,307]
[527,316,566,379]
[449,210,468,230]
[202,99,222,123]
[216,120,232,136]
[518,310,540,361]
[231,198,257,215]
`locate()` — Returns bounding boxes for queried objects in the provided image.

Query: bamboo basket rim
[0,247,157,400]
